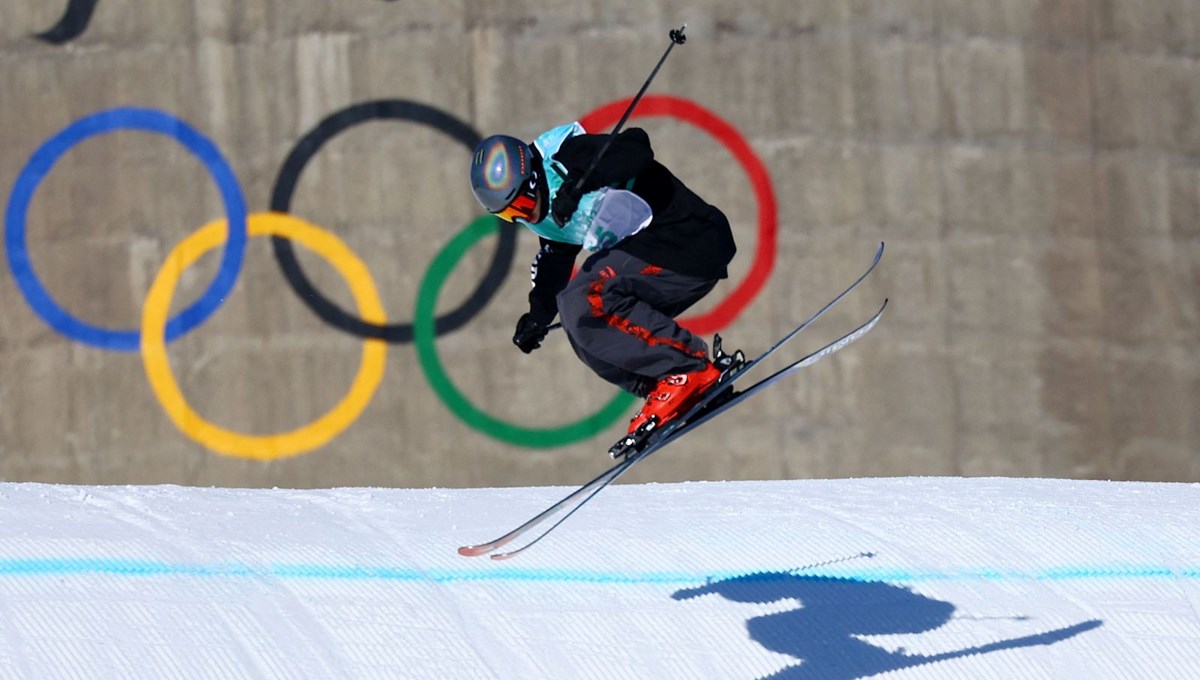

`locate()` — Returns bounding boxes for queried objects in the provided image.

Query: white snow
[0,477,1197,679]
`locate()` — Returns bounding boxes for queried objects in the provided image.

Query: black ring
[270,99,517,343]
[35,0,99,44]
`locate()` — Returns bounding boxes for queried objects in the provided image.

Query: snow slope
[0,478,1197,679]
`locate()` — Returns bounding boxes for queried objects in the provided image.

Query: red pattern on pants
[556,251,717,397]
[586,266,707,361]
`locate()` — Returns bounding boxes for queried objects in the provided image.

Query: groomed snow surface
[0,477,1197,679]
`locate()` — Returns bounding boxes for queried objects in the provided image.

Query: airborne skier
[468,123,737,448]
[459,26,887,559]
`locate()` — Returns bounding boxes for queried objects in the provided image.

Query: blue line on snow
[0,559,1197,584]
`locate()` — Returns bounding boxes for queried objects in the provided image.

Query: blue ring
[4,107,247,351]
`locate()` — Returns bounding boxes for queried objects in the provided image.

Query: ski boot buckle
[608,416,659,459]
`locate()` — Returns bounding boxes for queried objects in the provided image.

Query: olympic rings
[5,107,248,352]
[6,96,777,454]
[269,99,517,343]
[414,216,637,447]
[580,95,777,337]
[141,212,387,460]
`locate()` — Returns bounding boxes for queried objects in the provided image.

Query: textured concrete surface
[0,1,1197,487]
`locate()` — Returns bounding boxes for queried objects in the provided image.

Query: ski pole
[543,24,687,336]
[566,23,688,195]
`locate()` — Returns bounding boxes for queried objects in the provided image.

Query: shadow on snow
[672,569,1102,680]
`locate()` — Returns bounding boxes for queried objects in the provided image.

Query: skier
[469,122,737,445]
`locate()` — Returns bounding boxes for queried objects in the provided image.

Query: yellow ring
[140,212,387,460]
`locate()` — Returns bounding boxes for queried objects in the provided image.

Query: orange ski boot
[609,362,723,458]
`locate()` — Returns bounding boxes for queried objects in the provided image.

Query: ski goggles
[493,190,539,223]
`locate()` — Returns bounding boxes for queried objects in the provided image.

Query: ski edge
[456,462,627,557]
[487,458,640,560]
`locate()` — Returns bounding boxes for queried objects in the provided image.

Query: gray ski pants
[556,250,717,398]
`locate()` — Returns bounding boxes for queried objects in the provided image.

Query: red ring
[580,95,777,335]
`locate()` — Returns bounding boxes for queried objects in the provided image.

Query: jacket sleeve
[554,127,654,192]
[527,237,583,325]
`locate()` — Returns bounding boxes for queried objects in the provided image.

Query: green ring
[414,215,636,448]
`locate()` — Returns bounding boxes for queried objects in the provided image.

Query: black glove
[550,187,581,227]
[513,313,549,354]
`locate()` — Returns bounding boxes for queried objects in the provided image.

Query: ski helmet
[469,135,542,222]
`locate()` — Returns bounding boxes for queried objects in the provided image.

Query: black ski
[458,242,886,559]
[478,299,886,560]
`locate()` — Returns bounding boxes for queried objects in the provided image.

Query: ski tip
[489,551,517,562]
[457,545,491,558]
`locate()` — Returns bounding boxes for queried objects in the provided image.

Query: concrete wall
[1,0,1197,488]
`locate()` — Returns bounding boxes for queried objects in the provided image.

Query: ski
[457,242,885,559]
[482,299,887,560]
[654,299,888,452]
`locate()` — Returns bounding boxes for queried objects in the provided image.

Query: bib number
[583,189,653,251]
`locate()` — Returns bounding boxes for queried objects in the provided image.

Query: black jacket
[526,127,737,325]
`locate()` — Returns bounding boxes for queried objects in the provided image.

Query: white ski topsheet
[0,477,1197,679]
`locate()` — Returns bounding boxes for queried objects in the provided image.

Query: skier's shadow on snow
[672,570,1102,680]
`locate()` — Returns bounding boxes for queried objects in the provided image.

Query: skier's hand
[513,313,549,354]
[550,187,581,227]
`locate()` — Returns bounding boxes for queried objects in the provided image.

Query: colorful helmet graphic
[469,135,541,222]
